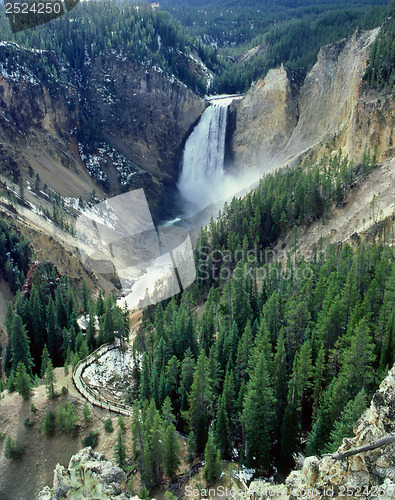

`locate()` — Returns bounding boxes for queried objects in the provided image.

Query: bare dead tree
[324,435,395,461]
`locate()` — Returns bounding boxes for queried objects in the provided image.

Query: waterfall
[178,102,229,211]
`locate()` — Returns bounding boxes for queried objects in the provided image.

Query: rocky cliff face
[38,447,136,500]
[0,43,206,217]
[228,28,394,170]
[88,54,207,182]
[226,65,301,170]
[244,364,395,500]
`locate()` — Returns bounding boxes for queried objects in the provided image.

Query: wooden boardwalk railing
[72,340,133,417]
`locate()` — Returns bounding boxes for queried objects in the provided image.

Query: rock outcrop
[228,28,394,170]
[244,364,395,499]
[38,447,135,500]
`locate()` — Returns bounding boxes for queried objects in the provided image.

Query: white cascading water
[178,102,229,211]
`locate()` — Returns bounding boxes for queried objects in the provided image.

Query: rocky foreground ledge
[245,364,395,499]
[38,447,136,500]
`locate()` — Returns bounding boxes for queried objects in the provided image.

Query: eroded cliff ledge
[228,28,394,171]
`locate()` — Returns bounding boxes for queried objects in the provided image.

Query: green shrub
[83,402,92,423]
[61,386,68,395]
[30,403,37,413]
[82,430,99,449]
[140,486,150,500]
[24,418,34,428]
[117,415,125,431]
[104,418,114,433]
[55,402,78,436]
[4,436,24,459]
[7,371,16,392]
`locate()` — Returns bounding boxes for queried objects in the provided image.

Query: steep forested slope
[162,0,388,46]
[126,147,395,484]
[0,0,217,93]
[161,0,392,92]
[365,15,395,89]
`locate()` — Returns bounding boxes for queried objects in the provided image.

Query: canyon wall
[0,43,206,216]
[228,28,394,171]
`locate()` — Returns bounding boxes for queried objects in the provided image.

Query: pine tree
[44,360,56,399]
[165,355,180,404]
[54,402,78,435]
[248,319,273,375]
[15,361,32,399]
[41,344,50,378]
[221,369,236,427]
[203,431,221,486]
[273,330,288,438]
[81,280,90,314]
[179,348,196,411]
[79,340,89,361]
[163,423,180,479]
[55,285,67,329]
[186,431,197,463]
[86,307,96,350]
[10,314,33,374]
[25,284,44,366]
[162,397,175,427]
[340,318,376,397]
[186,351,213,452]
[235,320,252,390]
[42,411,54,436]
[7,369,16,392]
[231,262,252,331]
[283,350,312,457]
[96,291,105,318]
[326,389,367,453]
[215,393,232,460]
[118,415,126,432]
[140,352,152,401]
[242,352,275,468]
[305,376,347,456]
[279,401,301,472]
[46,297,57,356]
[114,427,127,470]
[132,401,143,461]
[142,400,163,486]
[72,352,80,371]
[311,345,326,421]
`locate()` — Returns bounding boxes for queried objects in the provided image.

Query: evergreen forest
[3,148,394,485]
